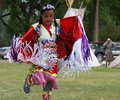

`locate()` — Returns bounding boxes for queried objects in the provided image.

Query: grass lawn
[0,60,120,100]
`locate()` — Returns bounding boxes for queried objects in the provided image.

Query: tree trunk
[54,0,61,7]
[0,0,5,13]
[92,0,99,43]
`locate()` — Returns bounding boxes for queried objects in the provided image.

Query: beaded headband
[42,4,55,10]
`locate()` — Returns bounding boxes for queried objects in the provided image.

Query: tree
[99,0,120,41]
[0,0,61,47]
[0,0,5,13]
[1,0,61,33]
[92,0,99,43]
[1,0,120,47]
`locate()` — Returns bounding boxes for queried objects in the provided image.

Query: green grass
[0,60,120,100]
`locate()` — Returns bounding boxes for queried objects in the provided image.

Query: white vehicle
[112,46,120,58]
[0,47,10,59]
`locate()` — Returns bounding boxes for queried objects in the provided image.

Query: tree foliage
[0,0,120,47]
[98,0,120,41]
[85,0,120,42]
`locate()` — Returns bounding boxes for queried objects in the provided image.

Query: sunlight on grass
[0,60,120,100]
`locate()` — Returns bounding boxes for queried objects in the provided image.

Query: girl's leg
[42,81,52,100]
[106,61,107,67]
[42,91,47,100]
[24,74,30,93]
[48,91,52,100]
[108,61,110,66]
[24,65,36,93]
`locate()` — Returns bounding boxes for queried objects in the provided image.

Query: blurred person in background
[103,38,116,67]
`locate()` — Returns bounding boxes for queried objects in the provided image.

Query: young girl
[23,4,59,100]
[6,4,91,100]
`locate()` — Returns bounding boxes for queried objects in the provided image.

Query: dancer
[6,4,91,100]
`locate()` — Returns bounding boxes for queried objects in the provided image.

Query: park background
[0,0,120,47]
[0,0,120,100]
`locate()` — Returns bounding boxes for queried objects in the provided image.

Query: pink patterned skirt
[28,70,58,89]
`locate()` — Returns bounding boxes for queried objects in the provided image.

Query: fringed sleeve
[6,26,36,63]
[6,26,58,69]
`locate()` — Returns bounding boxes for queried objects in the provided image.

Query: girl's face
[41,10,54,26]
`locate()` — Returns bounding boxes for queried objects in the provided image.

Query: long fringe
[58,16,91,76]
[6,36,58,70]
[58,39,91,76]
[18,42,58,69]
[5,35,21,63]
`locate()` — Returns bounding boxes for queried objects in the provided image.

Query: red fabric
[57,16,82,58]
[21,26,36,46]
[19,26,36,60]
